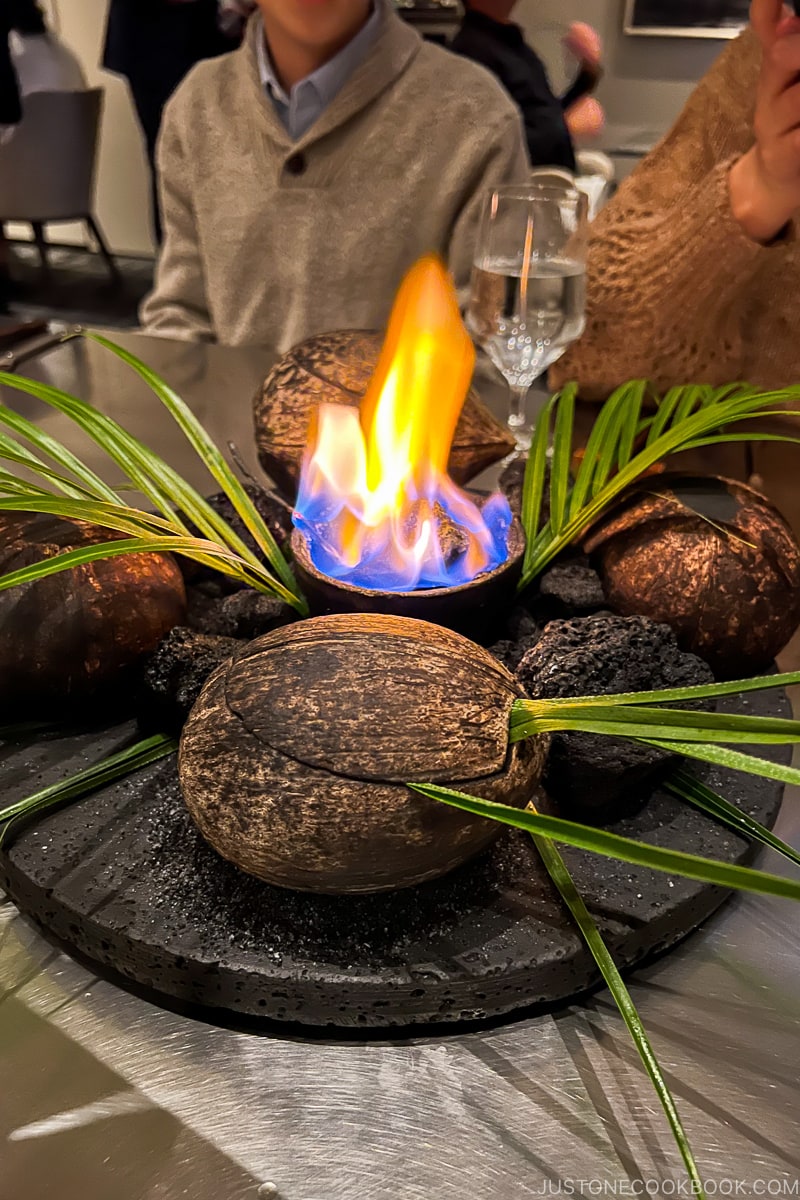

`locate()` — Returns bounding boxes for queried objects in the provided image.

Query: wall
[21,0,735,258]
[516,0,727,141]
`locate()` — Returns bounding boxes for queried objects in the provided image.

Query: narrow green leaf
[666,768,800,872]
[638,738,800,789]
[549,385,576,535]
[0,402,122,503]
[518,383,800,590]
[516,703,800,743]
[83,333,304,603]
[0,534,305,607]
[0,369,187,524]
[615,381,645,472]
[408,783,800,901]
[511,670,800,722]
[532,825,705,1196]
[0,734,177,848]
[569,383,633,516]
[521,395,553,561]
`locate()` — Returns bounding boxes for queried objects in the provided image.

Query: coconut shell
[583,474,800,678]
[179,613,547,894]
[0,513,187,717]
[253,330,516,498]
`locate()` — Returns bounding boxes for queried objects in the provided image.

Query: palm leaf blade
[533,824,704,1195]
[409,783,800,901]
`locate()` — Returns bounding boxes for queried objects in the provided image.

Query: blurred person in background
[102,0,244,241]
[552,0,800,399]
[450,1,604,171]
[140,0,529,350]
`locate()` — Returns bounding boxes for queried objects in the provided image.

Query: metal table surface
[1,332,799,1200]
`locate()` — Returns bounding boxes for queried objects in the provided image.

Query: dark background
[627,0,750,30]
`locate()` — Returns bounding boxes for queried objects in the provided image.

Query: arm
[552,31,771,397]
[447,108,531,306]
[139,100,216,342]
[502,50,576,172]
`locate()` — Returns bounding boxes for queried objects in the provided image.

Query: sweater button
[285,152,307,176]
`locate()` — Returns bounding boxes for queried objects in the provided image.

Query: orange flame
[294,257,512,592]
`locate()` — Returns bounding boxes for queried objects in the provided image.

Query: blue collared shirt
[256,5,382,141]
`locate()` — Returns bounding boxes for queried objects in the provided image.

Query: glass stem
[508,384,529,431]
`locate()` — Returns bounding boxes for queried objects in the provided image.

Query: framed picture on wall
[624,0,749,38]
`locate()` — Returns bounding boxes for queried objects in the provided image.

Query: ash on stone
[140,760,549,970]
[138,627,241,734]
[517,614,714,814]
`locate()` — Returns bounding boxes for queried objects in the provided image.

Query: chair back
[529,166,576,192]
[0,88,103,221]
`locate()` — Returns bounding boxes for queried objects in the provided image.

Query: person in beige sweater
[140,0,530,352]
[553,0,800,399]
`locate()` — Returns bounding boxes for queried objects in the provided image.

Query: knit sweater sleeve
[551,31,780,398]
[139,101,215,344]
[448,107,531,307]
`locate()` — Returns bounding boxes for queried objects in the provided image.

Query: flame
[293,257,512,592]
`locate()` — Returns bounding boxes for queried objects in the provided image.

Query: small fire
[293,257,512,593]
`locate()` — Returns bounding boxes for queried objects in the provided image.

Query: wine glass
[466,183,589,447]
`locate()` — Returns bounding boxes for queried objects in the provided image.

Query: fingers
[758,76,800,138]
[750,0,787,47]
[759,27,800,104]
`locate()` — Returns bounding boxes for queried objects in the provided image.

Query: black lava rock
[204,485,293,553]
[538,562,607,614]
[517,614,714,815]
[180,486,295,590]
[186,587,295,639]
[138,627,240,735]
[489,607,543,672]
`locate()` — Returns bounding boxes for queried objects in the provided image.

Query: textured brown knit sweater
[552,31,800,399]
[140,3,529,351]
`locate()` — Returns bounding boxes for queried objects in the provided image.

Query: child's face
[256,0,373,50]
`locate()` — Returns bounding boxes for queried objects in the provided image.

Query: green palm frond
[0,334,309,614]
[510,672,800,788]
[411,783,800,902]
[518,381,800,590]
[531,815,704,1196]
[665,767,800,872]
[0,733,176,850]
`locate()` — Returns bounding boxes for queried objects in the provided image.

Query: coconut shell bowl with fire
[1,261,800,1058]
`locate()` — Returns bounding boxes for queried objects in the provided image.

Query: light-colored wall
[23,0,735,259]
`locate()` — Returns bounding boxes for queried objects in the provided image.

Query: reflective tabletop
[1,332,798,1200]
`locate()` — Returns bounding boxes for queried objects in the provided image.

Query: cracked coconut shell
[583,474,800,678]
[0,512,186,717]
[179,613,547,894]
[253,330,516,498]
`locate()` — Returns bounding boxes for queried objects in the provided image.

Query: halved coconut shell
[253,330,515,498]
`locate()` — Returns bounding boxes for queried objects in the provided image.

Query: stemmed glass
[466,184,589,447]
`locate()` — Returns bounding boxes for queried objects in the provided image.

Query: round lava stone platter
[0,687,790,1030]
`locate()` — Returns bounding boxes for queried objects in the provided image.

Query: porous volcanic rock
[517,614,713,813]
[139,627,241,735]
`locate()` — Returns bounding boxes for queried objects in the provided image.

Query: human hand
[565,96,605,141]
[730,0,800,241]
[562,22,602,70]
